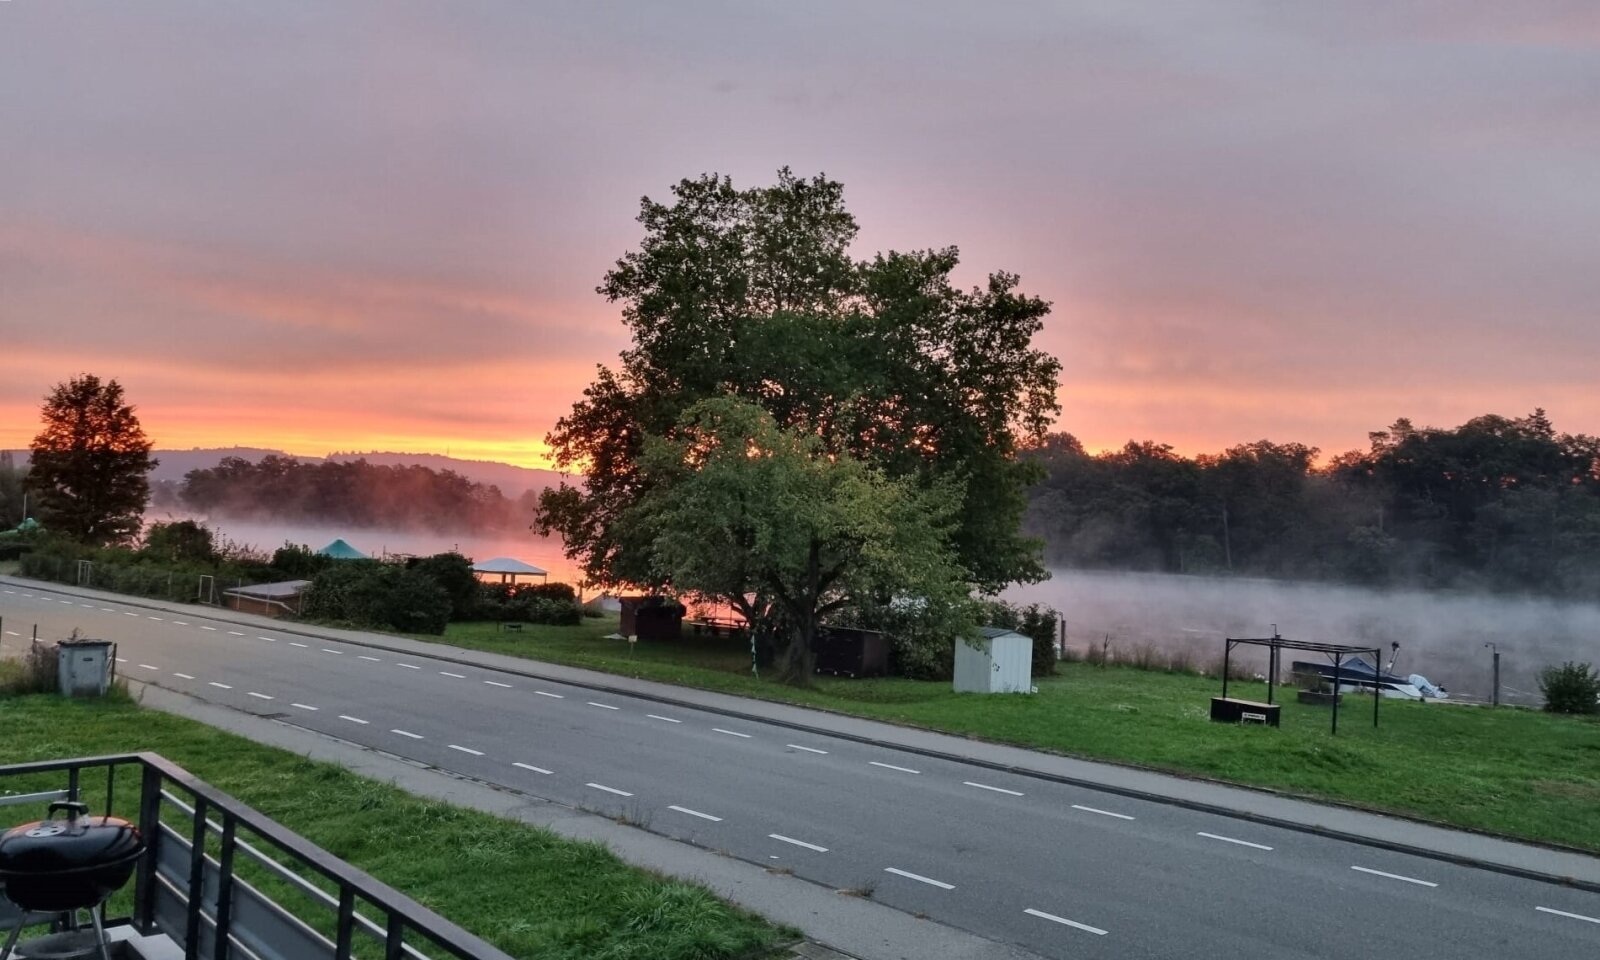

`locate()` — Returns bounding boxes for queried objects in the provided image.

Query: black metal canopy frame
[1222,633,1382,735]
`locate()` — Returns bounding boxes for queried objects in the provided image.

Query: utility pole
[1485,642,1500,707]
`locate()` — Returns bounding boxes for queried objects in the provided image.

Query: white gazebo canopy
[471,556,549,583]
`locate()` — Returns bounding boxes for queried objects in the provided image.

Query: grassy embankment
[421,618,1600,853]
[0,689,792,960]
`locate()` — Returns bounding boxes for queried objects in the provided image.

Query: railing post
[212,814,237,960]
[186,797,209,960]
[385,912,405,960]
[133,763,164,934]
[335,886,356,960]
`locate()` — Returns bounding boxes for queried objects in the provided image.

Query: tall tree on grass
[539,169,1062,595]
[628,398,969,682]
[28,375,157,545]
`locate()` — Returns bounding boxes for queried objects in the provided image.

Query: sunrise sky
[4,2,1598,468]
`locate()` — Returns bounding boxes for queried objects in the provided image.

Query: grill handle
[48,800,91,822]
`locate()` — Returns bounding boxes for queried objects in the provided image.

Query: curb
[9,575,1600,895]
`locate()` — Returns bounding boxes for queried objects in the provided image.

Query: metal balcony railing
[0,753,514,960]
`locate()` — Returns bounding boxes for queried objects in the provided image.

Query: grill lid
[0,802,143,877]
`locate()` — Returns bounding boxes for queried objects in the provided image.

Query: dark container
[0,802,144,913]
[1209,697,1281,727]
[813,627,889,678]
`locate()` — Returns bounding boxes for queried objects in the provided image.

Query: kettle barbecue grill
[0,801,144,960]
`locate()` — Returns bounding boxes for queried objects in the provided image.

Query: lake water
[1005,569,1600,704]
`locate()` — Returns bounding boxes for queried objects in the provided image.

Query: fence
[0,753,514,960]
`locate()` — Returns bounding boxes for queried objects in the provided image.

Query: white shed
[953,627,1034,694]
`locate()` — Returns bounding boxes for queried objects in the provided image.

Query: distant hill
[4,447,567,498]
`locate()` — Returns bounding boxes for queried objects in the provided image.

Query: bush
[301,561,452,635]
[978,600,1062,677]
[271,542,333,579]
[1539,661,1600,715]
[465,582,581,625]
[0,640,60,695]
[410,552,479,619]
[141,520,217,564]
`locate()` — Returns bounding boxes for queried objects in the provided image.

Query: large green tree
[538,169,1061,595]
[627,398,969,682]
[27,375,157,545]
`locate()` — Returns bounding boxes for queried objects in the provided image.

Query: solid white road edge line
[1350,865,1437,887]
[1024,908,1108,936]
[884,867,953,890]
[391,729,424,739]
[1536,906,1600,925]
[587,783,632,797]
[669,805,723,822]
[786,744,827,754]
[1072,804,1135,821]
[448,744,484,756]
[869,761,920,774]
[513,762,552,775]
[769,834,828,853]
[713,728,752,738]
[647,714,682,723]
[1198,832,1273,851]
[964,781,1023,796]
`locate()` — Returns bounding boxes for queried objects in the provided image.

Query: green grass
[422,618,1600,852]
[0,693,792,960]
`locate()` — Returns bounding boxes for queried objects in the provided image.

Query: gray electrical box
[57,638,115,697]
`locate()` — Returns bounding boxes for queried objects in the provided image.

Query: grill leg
[89,905,113,960]
[0,912,29,960]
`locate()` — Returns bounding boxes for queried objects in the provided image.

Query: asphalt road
[4,582,1599,959]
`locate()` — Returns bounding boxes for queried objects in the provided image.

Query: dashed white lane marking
[358,655,381,662]
[713,728,752,738]
[648,714,682,723]
[1024,908,1108,936]
[534,690,563,698]
[448,744,484,756]
[1072,804,1135,821]
[964,781,1024,796]
[339,715,368,724]
[322,649,343,655]
[513,762,552,775]
[248,692,274,700]
[484,680,512,688]
[172,621,188,626]
[199,626,217,631]
[391,729,424,739]
[869,761,920,774]
[256,636,276,642]
[1350,865,1436,887]
[1536,906,1600,925]
[769,834,828,853]
[291,703,318,711]
[208,682,232,690]
[4,631,20,637]
[587,701,620,710]
[113,656,126,662]
[289,642,309,648]
[147,616,164,621]
[587,782,633,797]
[137,664,159,670]
[440,671,465,678]
[885,867,953,889]
[172,673,195,680]
[227,631,245,636]
[123,611,138,617]
[396,662,421,670]
[669,805,723,822]
[786,744,828,754]
[1198,832,1273,851]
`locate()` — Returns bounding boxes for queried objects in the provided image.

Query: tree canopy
[627,398,969,681]
[28,375,156,545]
[538,169,1062,597]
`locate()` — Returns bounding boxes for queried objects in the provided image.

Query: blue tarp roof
[317,538,367,559]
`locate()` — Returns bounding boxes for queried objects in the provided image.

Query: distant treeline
[1024,410,1600,597]
[178,455,536,532]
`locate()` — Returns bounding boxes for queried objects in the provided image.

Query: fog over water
[1005,569,1600,704]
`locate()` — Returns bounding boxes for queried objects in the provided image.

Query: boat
[1289,656,1449,701]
